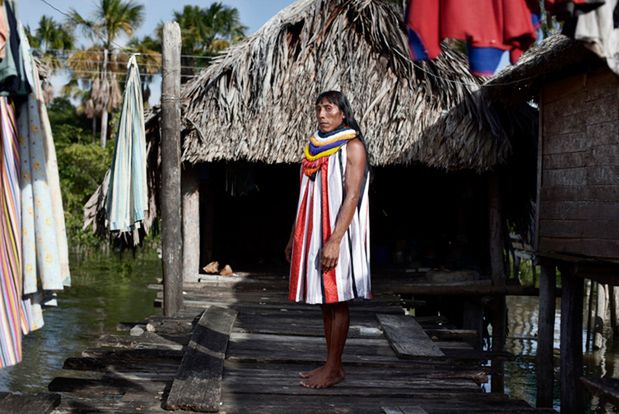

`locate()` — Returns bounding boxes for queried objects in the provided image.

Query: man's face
[315,98,345,133]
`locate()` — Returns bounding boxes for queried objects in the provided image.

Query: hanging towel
[105,55,148,237]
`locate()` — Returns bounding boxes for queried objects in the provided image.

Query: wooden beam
[161,21,183,316]
[381,406,429,414]
[182,167,200,282]
[560,265,585,414]
[164,306,238,412]
[0,393,60,414]
[376,314,445,359]
[581,376,619,407]
[536,261,556,408]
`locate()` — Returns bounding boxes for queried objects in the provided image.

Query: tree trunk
[100,49,109,148]
[100,110,108,147]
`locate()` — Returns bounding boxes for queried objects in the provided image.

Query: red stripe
[289,182,309,301]
[303,188,314,303]
[321,161,338,303]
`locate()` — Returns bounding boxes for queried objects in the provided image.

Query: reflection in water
[505,295,619,413]
[0,251,161,393]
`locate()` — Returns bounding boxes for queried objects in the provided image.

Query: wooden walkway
[43,272,556,413]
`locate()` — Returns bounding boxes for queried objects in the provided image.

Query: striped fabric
[289,143,371,305]
[0,97,30,367]
[106,55,148,233]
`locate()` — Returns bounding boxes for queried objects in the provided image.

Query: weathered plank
[164,305,238,412]
[539,219,619,240]
[539,237,619,260]
[377,314,445,359]
[581,376,619,406]
[541,185,619,203]
[382,406,428,414]
[0,392,60,414]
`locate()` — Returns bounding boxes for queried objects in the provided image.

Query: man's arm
[321,138,367,271]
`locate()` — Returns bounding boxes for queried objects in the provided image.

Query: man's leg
[299,304,333,378]
[300,301,349,388]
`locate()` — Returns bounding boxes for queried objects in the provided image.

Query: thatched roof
[154,0,531,170]
[482,34,607,103]
[84,0,538,244]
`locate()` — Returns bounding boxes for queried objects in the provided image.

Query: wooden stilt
[586,280,595,351]
[559,265,584,414]
[488,174,506,394]
[182,168,200,282]
[594,283,608,350]
[536,261,556,408]
[610,286,619,338]
[490,295,506,394]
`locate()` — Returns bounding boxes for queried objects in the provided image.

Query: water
[505,295,619,413]
[0,251,161,393]
[1,257,617,413]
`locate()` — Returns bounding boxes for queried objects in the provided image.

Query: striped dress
[289,129,371,305]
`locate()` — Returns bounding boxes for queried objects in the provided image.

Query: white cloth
[575,0,619,74]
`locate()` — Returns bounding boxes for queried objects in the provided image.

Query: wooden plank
[541,185,619,203]
[587,121,619,146]
[539,237,619,261]
[164,305,237,412]
[382,407,428,414]
[539,219,619,240]
[539,201,619,221]
[377,314,445,359]
[0,393,60,414]
[542,166,619,186]
[581,376,619,406]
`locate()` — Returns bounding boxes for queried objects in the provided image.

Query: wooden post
[560,265,584,414]
[182,167,200,282]
[594,283,608,350]
[488,174,506,285]
[161,22,183,317]
[488,173,506,393]
[536,260,556,408]
[586,280,595,351]
[610,286,619,338]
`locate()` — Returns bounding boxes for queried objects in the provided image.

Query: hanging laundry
[0,97,31,368]
[0,2,8,61]
[572,0,619,74]
[546,0,606,20]
[405,0,540,76]
[105,55,148,239]
[0,0,29,96]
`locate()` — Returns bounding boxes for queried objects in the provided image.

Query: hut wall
[537,68,619,261]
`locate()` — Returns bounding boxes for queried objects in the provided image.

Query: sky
[22,0,296,104]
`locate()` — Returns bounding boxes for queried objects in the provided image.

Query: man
[285,90,371,389]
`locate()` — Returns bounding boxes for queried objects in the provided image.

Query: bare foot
[298,365,325,379]
[299,367,345,388]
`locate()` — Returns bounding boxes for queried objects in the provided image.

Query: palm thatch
[175,0,518,170]
[84,0,537,243]
[482,34,605,103]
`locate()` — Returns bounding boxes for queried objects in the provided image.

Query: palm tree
[68,0,144,147]
[126,36,162,105]
[160,3,246,82]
